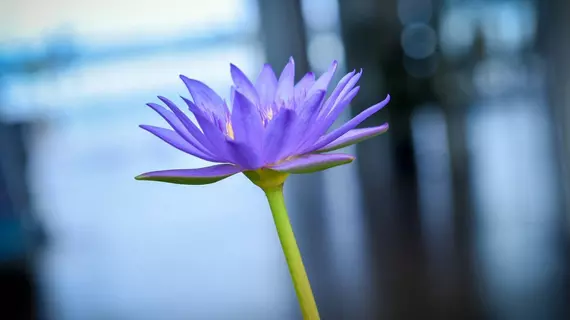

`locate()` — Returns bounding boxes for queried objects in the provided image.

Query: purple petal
[275,57,295,102]
[317,70,356,118]
[180,75,229,117]
[326,69,362,117]
[226,140,261,170]
[139,125,221,162]
[271,153,355,174]
[307,60,338,97]
[315,124,389,153]
[230,86,236,106]
[230,64,259,105]
[155,97,216,156]
[297,86,361,153]
[313,86,361,137]
[294,72,315,100]
[255,64,278,107]
[135,164,242,185]
[262,108,296,164]
[182,96,230,161]
[231,91,264,164]
[296,90,326,122]
[277,90,327,159]
[307,94,391,153]
[146,102,193,142]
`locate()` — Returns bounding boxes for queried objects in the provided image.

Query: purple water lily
[135,57,390,318]
[136,57,390,184]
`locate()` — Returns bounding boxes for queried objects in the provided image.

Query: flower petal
[295,90,327,123]
[271,153,355,174]
[146,102,193,142]
[309,86,361,141]
[255,64,278,107]
[232,91,264,145]
[180,75,229,117]
[307,60,338,97]
[230,91,264,166]
[295,70,357,152]
[225,140,261,170]
[230,86,236,107]
[326,69,362,118]
[230,64,259,105]
[139,125,220,162]
[308,94,391,153]
[279,90,326,158]
[262,108,296,164]
[317,69,356,118]
[155,96,217,156]
[297,86,361,154]
[315,124,390,153]
[182,96,230,161]
[294,72,315,101]
[135,164,242,185]
[275,57,295,102]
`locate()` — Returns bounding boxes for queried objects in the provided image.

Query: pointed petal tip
[179,95,194,105]
[229,63,240,72]
[329,60,339,70]
[179,75,200,88]
[374,94,391,109]
[145,102,159,109]
[232,88,248,101]
[179,75,196,84]
[157,95,172,104]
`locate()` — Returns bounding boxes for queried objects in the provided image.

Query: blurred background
[1,0,569,319]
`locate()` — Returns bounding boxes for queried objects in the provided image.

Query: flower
[135,57,390,187]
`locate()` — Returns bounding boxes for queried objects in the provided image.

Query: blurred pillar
[257,0,310,73]
[536,2,570,315]
[536,0,570,226]
[256,0,335,317]
[336,0,433,318]
[0,120,39,319]
[432,24,484,320]
[0,121,35,262]
[337,0,482,318]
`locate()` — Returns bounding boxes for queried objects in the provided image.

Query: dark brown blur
[1,0,569,319]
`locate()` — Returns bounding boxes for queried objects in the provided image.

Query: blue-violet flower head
[136,57,390,187]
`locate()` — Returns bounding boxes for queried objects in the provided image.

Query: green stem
[264,186,320,320]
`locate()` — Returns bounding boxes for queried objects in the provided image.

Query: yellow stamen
[266,108,274,121]
[226,121,235,139]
